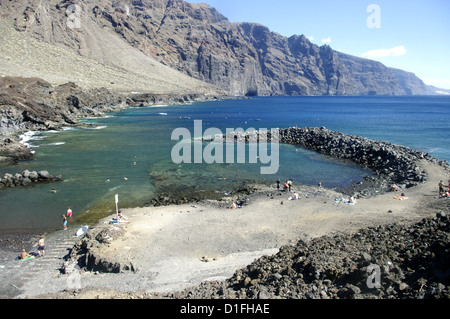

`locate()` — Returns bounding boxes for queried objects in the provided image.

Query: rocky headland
[0,76,224,166]
[0,137,35,165]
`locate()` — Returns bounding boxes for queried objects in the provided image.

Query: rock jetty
[1,170,62,188]
[218,127,449,197]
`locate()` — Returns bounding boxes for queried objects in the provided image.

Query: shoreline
[0,176,357,252]
[0,153,448,298]
[8,158,448,299]
[1,124,449,246]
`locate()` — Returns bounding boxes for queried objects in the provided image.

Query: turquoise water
[1,96,449,234]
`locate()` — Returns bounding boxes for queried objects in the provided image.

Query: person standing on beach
[67,207,72,222]
[276,179,281,191]
[63,214,67,230]
[38,237,45,257]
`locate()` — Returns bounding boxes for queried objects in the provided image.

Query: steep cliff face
[97,0,437,96]
[0,0,436,96]
[0,0,222,95]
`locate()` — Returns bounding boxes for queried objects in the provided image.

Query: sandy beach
[1,159,447,299]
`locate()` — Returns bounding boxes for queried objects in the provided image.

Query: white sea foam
[83,125,108,130]
[19,131,39,143]
[43,142,66,146]
[62,127,78,131]
[19,131,47,148]
[81,115,114,120]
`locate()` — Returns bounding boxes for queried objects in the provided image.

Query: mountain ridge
[0,0,223,95]
[0,0,443,96]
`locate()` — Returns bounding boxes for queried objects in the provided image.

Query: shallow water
[1,96,449,234]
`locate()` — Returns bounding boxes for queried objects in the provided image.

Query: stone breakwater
[217,127,449,197]
[1,170,62,188]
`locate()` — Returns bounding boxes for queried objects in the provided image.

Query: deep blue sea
[1,96,449,234]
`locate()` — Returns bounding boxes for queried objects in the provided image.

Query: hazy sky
[188,0,450,90]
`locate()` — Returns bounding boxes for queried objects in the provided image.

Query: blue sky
[188,0,450,90]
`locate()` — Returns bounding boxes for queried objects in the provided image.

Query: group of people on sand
[230,198,247,210]
[276,178,302,201]
[390,184,409,201]
[438,180,450,198]
[20,208,73,260]
[19,237,45,260]
[277,178,294,192]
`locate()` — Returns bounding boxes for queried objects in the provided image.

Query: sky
[188,0,450,90]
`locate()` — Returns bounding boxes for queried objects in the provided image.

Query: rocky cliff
[0,0,437,97]
[0,76,220,165]
[0,0,222,95]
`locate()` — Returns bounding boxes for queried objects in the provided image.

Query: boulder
[3,173,13,180]
[38,170,50,180]
[29,171,39,181]
[22,170,31,178]
[21,177,32,186]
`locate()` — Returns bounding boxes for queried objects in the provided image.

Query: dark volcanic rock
[0,137,34,166]
[0,76,220,141]
[0,76,127,137]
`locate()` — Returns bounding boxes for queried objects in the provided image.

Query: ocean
[0,96,449,234]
